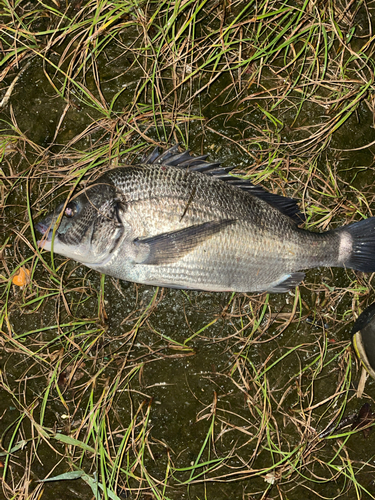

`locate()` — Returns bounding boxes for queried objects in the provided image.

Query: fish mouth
[36,221,53,249]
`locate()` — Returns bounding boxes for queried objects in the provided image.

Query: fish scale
[37,147,375,293]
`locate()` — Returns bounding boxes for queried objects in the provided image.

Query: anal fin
[267,272,305,292]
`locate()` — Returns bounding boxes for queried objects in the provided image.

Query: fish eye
[64,202,76,218]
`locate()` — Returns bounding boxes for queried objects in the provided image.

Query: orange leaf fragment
[12,267,31,287]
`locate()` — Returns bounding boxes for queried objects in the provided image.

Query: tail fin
[337,217,375,272]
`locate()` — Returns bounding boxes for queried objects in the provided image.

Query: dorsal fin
[142,146,305,225]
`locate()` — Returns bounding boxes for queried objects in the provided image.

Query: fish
[351,302,375,380]
[36,145,375,293]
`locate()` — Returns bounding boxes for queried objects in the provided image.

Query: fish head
[36,182,126,265]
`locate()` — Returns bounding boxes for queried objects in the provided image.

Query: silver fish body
[37,147,375,293]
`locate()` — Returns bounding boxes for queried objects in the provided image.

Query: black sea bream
[37,146,375,292]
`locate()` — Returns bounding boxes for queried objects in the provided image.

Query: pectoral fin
[133,219,236,266]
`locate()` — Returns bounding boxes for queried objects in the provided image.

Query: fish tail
[336,217,375,272]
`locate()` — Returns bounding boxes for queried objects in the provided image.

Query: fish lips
[36,220,54,250]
